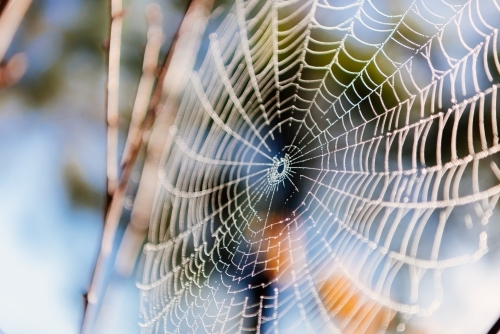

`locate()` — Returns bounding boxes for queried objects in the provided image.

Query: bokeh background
[2,0,500,333]
[0,0,188,332]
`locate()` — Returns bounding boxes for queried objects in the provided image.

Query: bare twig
[81,0,123,331]
[120,3,163,172]
[0,0,32,62]
[0,0,31,88]
[81,0,212,331]
[115,0,215,277]
[106,0,123,196]
[111,4,164,279]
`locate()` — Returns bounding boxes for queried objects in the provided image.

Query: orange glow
[318,274,394,334]
[259,217,429,334]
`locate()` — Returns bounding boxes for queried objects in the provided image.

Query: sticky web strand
[139,0,500,333]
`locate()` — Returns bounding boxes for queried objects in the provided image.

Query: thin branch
[113,4,163,277]
[120,3,163,171]
[0,0,32,62]
[0,0,31,88]
[106,0,123,196]
[115,0,215,278]
[81,0,207,331]
[81,0,123,331]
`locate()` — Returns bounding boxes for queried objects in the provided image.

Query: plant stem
[81,0,123,332]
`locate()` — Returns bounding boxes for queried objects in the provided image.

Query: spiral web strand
[138,0,500,332]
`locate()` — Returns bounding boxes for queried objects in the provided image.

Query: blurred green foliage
[64,162,102,209]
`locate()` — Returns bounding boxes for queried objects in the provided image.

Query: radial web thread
[138,0,500,333]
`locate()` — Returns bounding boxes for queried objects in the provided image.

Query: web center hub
[267,154,291,187]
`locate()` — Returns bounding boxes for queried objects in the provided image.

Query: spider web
[137,0,500,332]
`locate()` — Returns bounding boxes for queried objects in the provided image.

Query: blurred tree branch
[105,0,123,197]
[81,0,124,331]
[0,0,31,61]
[0,0,31,88]
[85,3,165,315]
[115,0,215,278]
[82,0,215,331]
